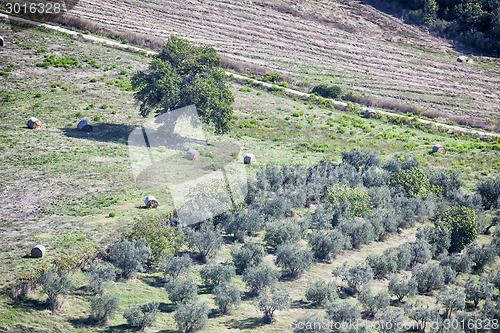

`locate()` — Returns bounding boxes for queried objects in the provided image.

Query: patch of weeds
[101,104,109,110]
[90,78,98,83]
[84,58,101,69]
[239,87,252,92]
[36,54,79,69]
[292,111,304,117]
[94,116,101,122]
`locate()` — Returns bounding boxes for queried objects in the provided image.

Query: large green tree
[132,36,234,135]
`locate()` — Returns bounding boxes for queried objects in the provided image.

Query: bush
[439,206,477,253]
[332,262,373,296]
[275,244,313,278]
[242,264,280,295]
[109,238,151,279]
[90,293,120,324]
[174,301,209,333]
[38,267,72,310]
[214,282,241,314]
[200,262,235,288]
[305,280,337,306]
[184,222,223,263]
[359,287,390,317]
[309,230,344,261]
[387,275,417,302]
[264,219,301,248]
[477,177,500,209]
[326,185,373,218]
[86,261,115,294]
[123,302,159,330]
[165,276,198,304]
[311,84,342,99]
[258,287,290,323]
[126,215,182,262]
[388,167,435,198]
[160,253,192,280]
[341,148,379,173]
[230,242,265,274]
[292,313,329,333]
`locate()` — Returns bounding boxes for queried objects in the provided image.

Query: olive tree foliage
[416,225,451,258]
[90,293,120,324]
[200,261,235,288]
[439,253,472,275]
[358,287,390,317]
[305,280,337,306]
[465,242,496,273]
[160,253,192,280]
[264,219,302,248]
[428,170,462,199]
[439,205,478,253]
[214,282,241,314]
[325,299,361,325]
[123,301,159,330]
[221,209,264,241]
[38,267,72,310]
[464,275,494,308]
[375,308,405,333]
[387,275,417,302]
[309,230,344,261]
[174,301,210,333]
[412,263,445,294]
[230,242,265,274]
[165,275,198,304]
[131,36,234,135]
[275,244,313,278]
[108,238,151,279]
[367,249,398,278]
[292,313,329,333]
[341,148,379,173]
[184,221,223,263]
[242,264,280,295]
[332,262,373,296]
[437,286,466,319]
[404,301,440,332]
[258,288,291,323]
[476,177,500,210]
[86,261,115,294]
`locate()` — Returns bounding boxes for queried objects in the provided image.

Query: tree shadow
[139,275,164,288]
[62,123,136,144]
[158,301,176,313]
[8,297,46,312]
[198,285,212,295]
[208,308,219,319]
[242,291,256,301]
[103,324,132,333]
[69,316,94,328]
[290,299,317,309]
[225,316,266,330]
[279,274,298,282]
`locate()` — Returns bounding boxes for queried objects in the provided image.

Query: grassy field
[0,21,499,333]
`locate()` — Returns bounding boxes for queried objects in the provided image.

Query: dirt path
[2,12,499,138]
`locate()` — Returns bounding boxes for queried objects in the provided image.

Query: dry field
[67,0,500,122]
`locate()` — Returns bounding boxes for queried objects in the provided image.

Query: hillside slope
[68,0,500,121]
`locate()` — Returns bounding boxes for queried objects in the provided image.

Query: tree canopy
[132,36,234,135]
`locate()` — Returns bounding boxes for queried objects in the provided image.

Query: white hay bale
[0,36,4,47]
[31,245,46,258]
[145,195,158,209]
[364,109,377,118]
[187,149,200,161]
[433,145,446,155]
[77,120,93,132]
[27,117,42,129]
[244,154,257,164]
[457,56,469,63]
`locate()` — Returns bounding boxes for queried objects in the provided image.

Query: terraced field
[67,0,500,122]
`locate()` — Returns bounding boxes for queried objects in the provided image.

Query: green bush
[275,244,313,278]
[439,206,477,253]
[326,185,373,218]
[242,264,280,295]
[258,287,290,323]
[311,84,342,99]
[230,242,265,274]
[388,167,437,198]
[165,276,198,304]
[200,262,235,288]
[160,253,192,280]
[86,261,115,294]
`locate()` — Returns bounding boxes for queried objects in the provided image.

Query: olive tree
[325,299,361,325]
[275,244,313,278]
[108,238,151,279]
[387,275,417,302]
[230,242,265,274]
[242,264,280,295]
[375,308,405,333]
[292,313,329,333]
[305,280,337,306]
[412,263,445,294]
[86,261,115,294]
[184,222,223,263]
[38,267,72,310]
[359,287,390,317]
[309,230,344,261]
[123,301,159,330]
[439,206,478,253]
[200,262,235,288]
[332,262,373,296]
[404,301,440,332]
[174,301,209,333]
[165,275,198,304]
[90,293,120,324]
[264,219,301,248]
[160,253,192,280]
[214,282,241,314]
[465,276,494,308]
[437,286,465,319]
[258,288,291,323]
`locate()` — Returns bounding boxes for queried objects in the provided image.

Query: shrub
[439,206,477,253]
[264,219,301,248]
[108,238,151,279]
[214,282,241,314]
[437,286,465,319]
[242,264,280,295]
[292,313,329,333]
[165,275,198,304]
[311,84,342,99]
[387,275,417,302]
[388,167,435,198]
[275,244,313,278]
[123,302,159,330]
[477,177,500,209]
[341,148,379,173]
[86,261,115,294]
[38,267,72,310]
[258,288,290,323]
[174,301,209,333]
[332,262,373,296]
[160,253,192,280]
[305,280,337,306]
[230,242,265,274]
[90,293,120,324]
[200,262,235,288]
[325,185,373,218]
[309,230,344,261]
[359,287,390,317]
[184,222,223,263]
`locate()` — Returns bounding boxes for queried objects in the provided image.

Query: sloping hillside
[67,0,500,122]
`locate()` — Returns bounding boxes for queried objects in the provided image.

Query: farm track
[60,0,500,121]
[2,12,499,138]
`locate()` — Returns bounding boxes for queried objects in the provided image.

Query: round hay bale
[77,120,93,132]
[0,36,4,47]
[187,149,200,161]
[27,117,42,129]
[364,109,377,118]
[145,195,158,209]
[31,245,46,258]
[457,56,469,63]
[244,153,257,164]
[433,145,446,155]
